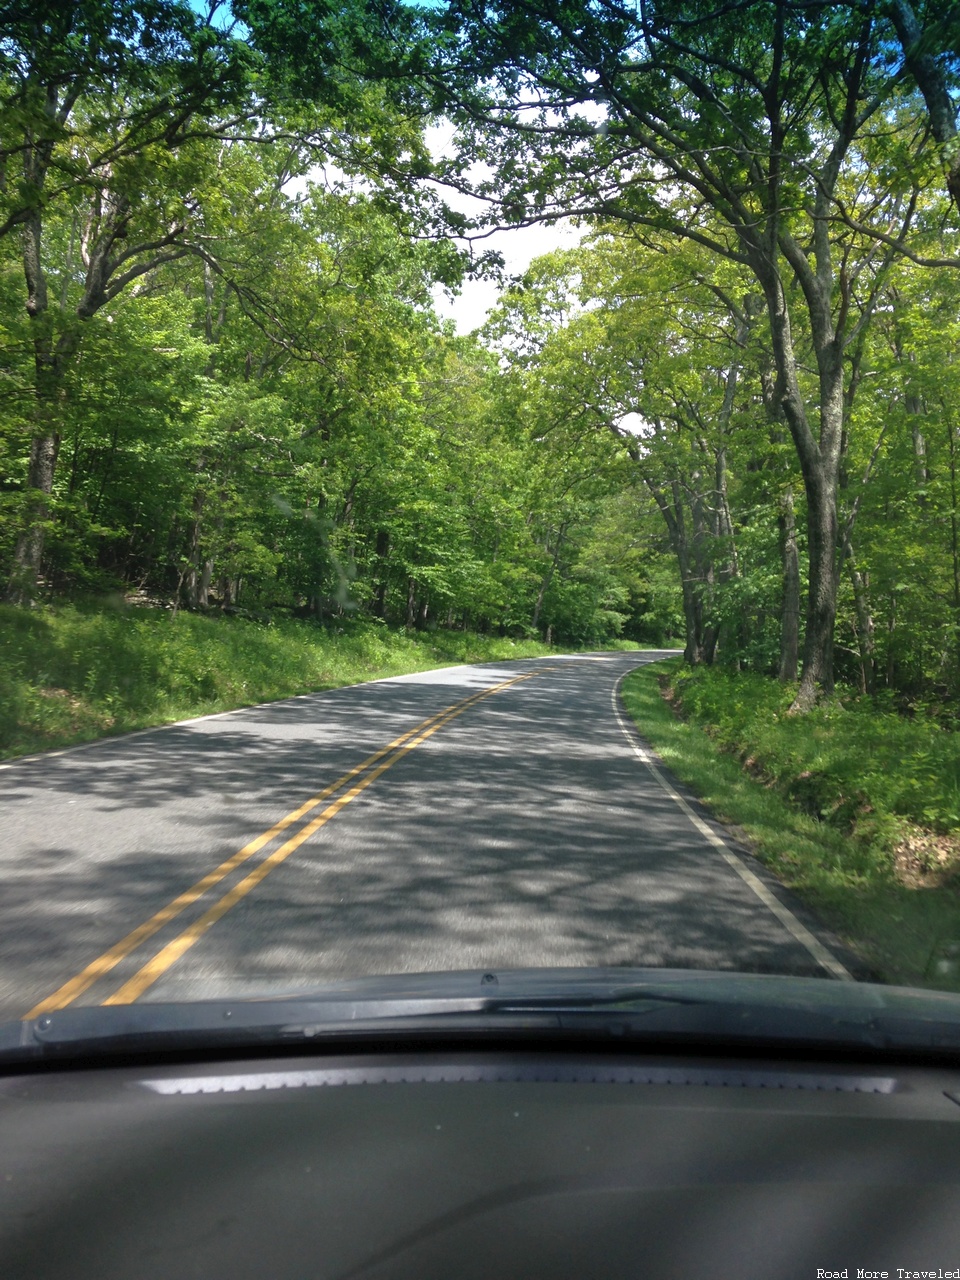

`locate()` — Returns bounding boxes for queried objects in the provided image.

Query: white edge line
[613,666,853,983]
[0,657,552,770]
[0,704,255,769]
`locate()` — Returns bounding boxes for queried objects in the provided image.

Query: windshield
[1,0,960,1039]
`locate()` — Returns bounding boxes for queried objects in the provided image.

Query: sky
[294,125,584,337]
[431,220,584,334]
[195,3,590,334]
[424,123,584,334]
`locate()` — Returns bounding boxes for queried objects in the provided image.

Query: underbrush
[0,603,553,760]
[620,661,960,990]
[671,666,960,864]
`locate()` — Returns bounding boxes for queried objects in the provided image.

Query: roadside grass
[620,661,960,991]
[0,603,555,761]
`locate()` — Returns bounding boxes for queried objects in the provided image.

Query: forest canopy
[1,0,959,701]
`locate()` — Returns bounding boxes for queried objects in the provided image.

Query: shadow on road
[0,655,835,1016]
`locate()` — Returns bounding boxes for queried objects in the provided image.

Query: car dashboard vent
[140,1060,899,1096]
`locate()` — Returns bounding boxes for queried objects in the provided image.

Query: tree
[0,1,259,599]
[886,0,960,216]
[390,0,952,706]
[0,0,438,601]
[487,232,764,663]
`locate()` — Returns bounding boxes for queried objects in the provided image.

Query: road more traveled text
[817,1271,960,1278]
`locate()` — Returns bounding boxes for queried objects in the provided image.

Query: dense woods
[0,0,661,649]
[2,0,959,702]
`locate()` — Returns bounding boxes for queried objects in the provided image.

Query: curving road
[0,651,852,1023]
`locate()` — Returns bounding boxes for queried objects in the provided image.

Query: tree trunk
[949,424,960,675]
[778,489,800,682]
[6,429,61,602]
[848,562,876,696]
[5,210,76,601]
[182,487,206,610]
[678,540,707,666]
[680,585,706,665]
[373,529,389,619]
[689,477,717,664]
[889,0,960,216]
[531,572,551,630]
[793,464,838,709]
[901,368,929,490]
[886,593,897,688]
[197,558,214,610]
[531,523,567,630]
[912,414,929,489]
[713,451,740,666]
[405,577,416,628]
[759,260,844,712]
[638,468,710,667]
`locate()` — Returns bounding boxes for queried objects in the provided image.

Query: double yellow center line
[25,672,538,1019]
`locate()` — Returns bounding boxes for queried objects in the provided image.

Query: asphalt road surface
[0,651,852,1023]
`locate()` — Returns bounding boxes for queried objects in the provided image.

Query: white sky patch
[617,412,649,437]
[425,120,586,334]
[281,113,602,337]
[432,223,584,334]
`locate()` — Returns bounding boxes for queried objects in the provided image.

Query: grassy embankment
[0,602,594,761]
[620,661,960,990]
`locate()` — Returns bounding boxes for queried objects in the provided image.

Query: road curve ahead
[0,651,850,1021]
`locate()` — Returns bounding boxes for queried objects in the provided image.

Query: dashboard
[3,1046,960,1279]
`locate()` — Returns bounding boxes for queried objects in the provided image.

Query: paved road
[0,651,850,1022]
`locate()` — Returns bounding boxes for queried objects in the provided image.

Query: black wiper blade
[0,979,707,1065]
[2,1002,955,1067]
[490,990,705,1014]
[4,969,960,1065]
[0,996,494,1063]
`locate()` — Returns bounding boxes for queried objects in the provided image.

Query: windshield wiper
[1,994,695,1065]
[4,970,960,1066]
